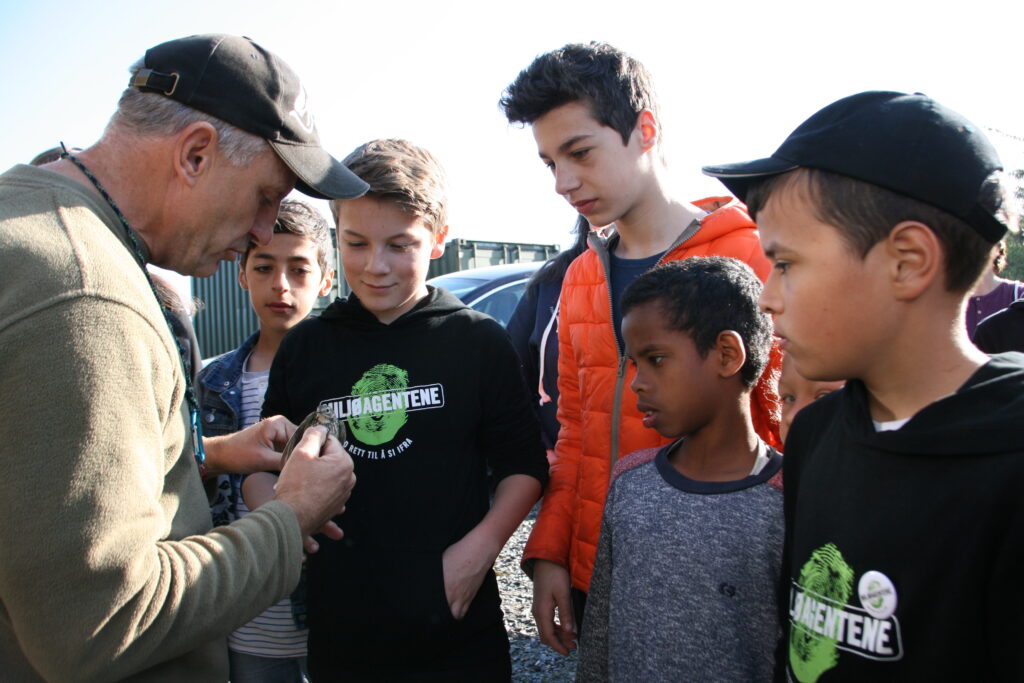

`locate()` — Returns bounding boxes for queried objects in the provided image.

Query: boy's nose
[757,275,781,315]
[554,166,581,197]
[367,249,390,274]
[629,371,645,395]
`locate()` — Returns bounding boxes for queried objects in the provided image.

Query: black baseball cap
[131,34,369,201]
[702,91,1008,243]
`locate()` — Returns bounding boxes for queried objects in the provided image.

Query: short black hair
[621,257,772,387]
[745,168,995,293]
[499,42,658,146]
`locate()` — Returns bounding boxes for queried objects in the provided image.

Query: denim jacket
[196,331,259,526]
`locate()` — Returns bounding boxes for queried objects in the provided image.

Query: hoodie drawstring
[537,297,560,406]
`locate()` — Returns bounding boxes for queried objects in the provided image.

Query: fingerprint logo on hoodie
[348,364,409,445]
[319,364,446,450]
[788,543,903,682]
[790,544,854,682]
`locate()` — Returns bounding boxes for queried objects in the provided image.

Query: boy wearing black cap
[704,91,1024,681]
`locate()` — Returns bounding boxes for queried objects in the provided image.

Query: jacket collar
[199,331,260,391]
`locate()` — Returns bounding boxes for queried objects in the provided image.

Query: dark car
[427,261,544,326]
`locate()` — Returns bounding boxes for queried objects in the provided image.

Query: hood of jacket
[845,352,1024,455]
[319,285,469,331]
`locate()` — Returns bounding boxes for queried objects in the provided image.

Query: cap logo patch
[289,85,316,135]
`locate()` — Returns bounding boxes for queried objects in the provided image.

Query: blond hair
[331,139,448,233]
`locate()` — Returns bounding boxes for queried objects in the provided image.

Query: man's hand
[442,534,500,620]
[202,415,296,476]
[273,426,355,553]
[532,559,577,655]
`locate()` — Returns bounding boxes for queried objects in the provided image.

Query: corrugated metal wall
[192,260,258,360]
[193,238,557,360]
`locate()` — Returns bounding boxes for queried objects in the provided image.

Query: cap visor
[701,157,798,203]
[270,141,369,200]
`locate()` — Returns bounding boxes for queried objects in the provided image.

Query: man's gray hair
[107,58,268,166]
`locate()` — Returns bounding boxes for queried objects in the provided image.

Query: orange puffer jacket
[522,197,782,592]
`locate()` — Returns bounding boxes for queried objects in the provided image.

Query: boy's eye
[650,355,664,367]
[344,241,366,248]
[390,242,414,251]
[543,160,555,172]
[570,148,590,161]
[773,261,790,274]
[781,393,796,404]
[253,265,272,274]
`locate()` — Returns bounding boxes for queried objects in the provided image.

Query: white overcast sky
[3,0,1023,253]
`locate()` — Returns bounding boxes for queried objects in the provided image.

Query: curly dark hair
[499,42,659,146]
[621,257,772,387]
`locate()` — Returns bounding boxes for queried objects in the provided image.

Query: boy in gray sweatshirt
[577,257,783,682]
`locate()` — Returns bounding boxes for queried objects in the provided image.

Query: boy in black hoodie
[703,92,1024,681]
[262,139,548,681]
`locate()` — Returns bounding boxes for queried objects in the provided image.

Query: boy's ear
[715,330,747,379]
[172,121,218,187]
[431,224,450,259]
[238,262,250,291]
[318,268,334,297]
[635,109,659,151]
[885,221,942,300]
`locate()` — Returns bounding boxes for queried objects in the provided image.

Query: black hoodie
[780,353,1024,682]
[263,287,548,677]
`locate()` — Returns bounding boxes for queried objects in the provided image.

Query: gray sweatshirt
[577,440,783,682]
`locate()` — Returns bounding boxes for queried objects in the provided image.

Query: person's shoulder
[786,386,847,452]
[198,333,257,385]
[691,196,756,233]
[611,446,661,483]
[283,311,332,340]
[0,164,64,199]
[432,300,507,334]
[562,246,603,285]
[975,303,1024,354]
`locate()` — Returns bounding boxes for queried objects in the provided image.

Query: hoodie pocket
[307,545,453,662]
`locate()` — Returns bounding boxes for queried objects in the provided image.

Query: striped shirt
[227,363,308,658]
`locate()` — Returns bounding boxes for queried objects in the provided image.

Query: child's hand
[442,535,499,620]
[203,415,297,476]
[532,559,577,655]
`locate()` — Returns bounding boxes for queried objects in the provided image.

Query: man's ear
[172,121,219,187]
[715,330,747,379]
[431,224,450,259]
[885,221,942,301]
[318,268,335,297]
[635,109,659,151]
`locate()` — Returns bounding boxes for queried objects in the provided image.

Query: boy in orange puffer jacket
[499,42,782,659]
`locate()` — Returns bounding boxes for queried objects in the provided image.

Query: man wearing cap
[0,34,366,680]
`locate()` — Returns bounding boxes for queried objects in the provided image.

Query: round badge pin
[858,570,897,620]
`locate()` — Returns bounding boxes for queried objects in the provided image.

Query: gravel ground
[497,505,579,682]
